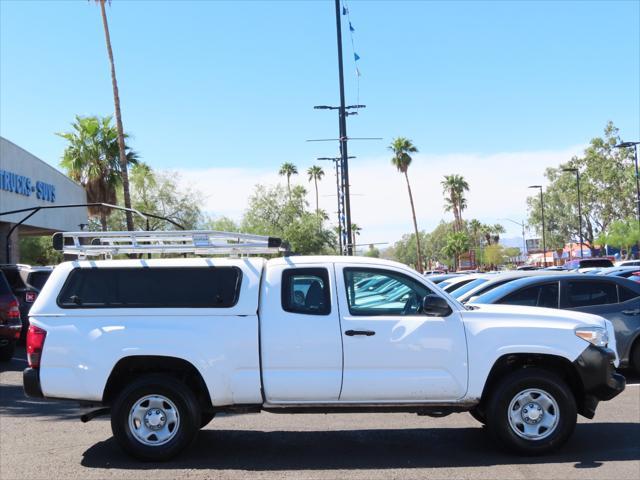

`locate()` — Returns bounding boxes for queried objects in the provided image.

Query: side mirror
[422,294,452,317]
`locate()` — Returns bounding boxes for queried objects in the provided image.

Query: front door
[260,263,343,403]
[336,265,468,402]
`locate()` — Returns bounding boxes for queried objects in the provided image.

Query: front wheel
[111,374,201,461]
[485,368,577,455]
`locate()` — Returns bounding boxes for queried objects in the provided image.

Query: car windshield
[450,278,489,299]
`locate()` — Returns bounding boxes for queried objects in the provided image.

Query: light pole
[500,218,527,260]
[529,185,547,266]
[318,155,355,255]
[614,141,640,252]
[562,167,583,258]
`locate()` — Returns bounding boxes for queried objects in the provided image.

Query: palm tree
[389,137,423,272]
[92,0,134,231]
[441,174,470,232]
[442,231,470,272]
[279,162,298,196]
[351,223,361,251]
[58,115,138,231]
[307,165,325,214]
[483,223,506,245]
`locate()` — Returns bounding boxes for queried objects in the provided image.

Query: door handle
[345,329,375,336]
[622,309,640,315]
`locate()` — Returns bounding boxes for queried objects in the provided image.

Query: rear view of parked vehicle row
[24,231,626,461]
[0,271,22,361]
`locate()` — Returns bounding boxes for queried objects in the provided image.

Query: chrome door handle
[345,329,375,336]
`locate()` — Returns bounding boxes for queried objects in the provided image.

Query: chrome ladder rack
[52,230,286,258]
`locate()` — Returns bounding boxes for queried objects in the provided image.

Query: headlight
[575,326,608,348]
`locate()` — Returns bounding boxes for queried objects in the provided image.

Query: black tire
[200,412,215,429]
[485,368,577,455]
[469,406,486,424]
[0,341,15,362]
[110,374,201,461]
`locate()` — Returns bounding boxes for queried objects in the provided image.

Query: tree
[364,244,380,258]
[441,174,469,232]
[58,115,138,230]
[351,223,362,250]
[483,223,506,246]
[597,219,640,258]
[108,163,202,231]
[307,165,325,214]
[241,184,335,254]
[442,231,470,271]
[389,137,423,272]
[527,122,636,255]
[279,162,298,195]
[203,216,239,232]
[19,236,63,265]
[92,0,134,231]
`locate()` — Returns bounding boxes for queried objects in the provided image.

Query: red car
[0,271,21,361]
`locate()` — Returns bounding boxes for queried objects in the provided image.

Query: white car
[23,231,625,461]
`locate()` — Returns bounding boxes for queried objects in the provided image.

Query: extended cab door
[260,262,343,402]
[335,264,468,402]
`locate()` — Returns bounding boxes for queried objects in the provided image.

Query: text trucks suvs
[23,231,625,461]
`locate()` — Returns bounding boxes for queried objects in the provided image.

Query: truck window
[344,268,432,316]
[57,267,242,308]
[281,268,331,315]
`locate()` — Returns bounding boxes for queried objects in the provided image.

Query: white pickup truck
[23,232,625,461]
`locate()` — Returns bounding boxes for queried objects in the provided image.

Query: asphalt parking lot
[1,348,638,480]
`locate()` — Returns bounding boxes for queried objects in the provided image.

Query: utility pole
[334,0,353,255]
[318,155,355,255]
[529,185,547,266]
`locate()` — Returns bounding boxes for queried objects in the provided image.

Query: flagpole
[334,0,353,255]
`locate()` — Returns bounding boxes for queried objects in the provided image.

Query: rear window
[0,267,23,290]
[26,271,52,291]
[566,281,617,307]
[57,267,242,308]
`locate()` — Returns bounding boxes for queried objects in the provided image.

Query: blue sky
[1,0,639,245]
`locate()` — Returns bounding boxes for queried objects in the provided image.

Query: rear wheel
[0,341,15,362]
[469,406,486,425]
[111,375,201,461]
[485,368,577,455]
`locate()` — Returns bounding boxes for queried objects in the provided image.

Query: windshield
[450,278,489,299]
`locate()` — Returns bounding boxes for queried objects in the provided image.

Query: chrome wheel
[507,388,559,441]
[128,394,180,446]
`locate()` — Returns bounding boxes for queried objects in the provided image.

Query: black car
[471,274,640,373]
[0,264,53,342]
[0,271,22,361]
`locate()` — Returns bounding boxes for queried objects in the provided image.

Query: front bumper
[23,368,43,398]
[573,345,625,418]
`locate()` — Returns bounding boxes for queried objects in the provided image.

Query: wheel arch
[102,355,213,412]
[479,353,587,416]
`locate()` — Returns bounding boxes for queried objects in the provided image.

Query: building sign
[0,169,56,203]
[526,238,542,253]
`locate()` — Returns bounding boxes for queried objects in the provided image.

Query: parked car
[615,260,640,267]
[596,266,640,278]
[0,271,22,361]
[23,230,626,460]
[0,264,53,341]
[423,273,459,284]
[438,273,491,293]
[563,258,614,272]
[471,274,640,373]
[456,270,569,304]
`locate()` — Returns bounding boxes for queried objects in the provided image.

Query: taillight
[27,325,47,369]
[25,291,37,303]
[7,300,20,319]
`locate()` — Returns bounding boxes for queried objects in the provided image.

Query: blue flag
[349,22,355,32]
[342,6,348,15]
[354,53,360,61]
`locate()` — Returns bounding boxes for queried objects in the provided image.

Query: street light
[614,141,640,249]
[529,185,547,266]
[562,167,584,258]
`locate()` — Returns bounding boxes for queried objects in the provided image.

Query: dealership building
[0,137,87,263]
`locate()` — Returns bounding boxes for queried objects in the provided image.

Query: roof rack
[52,230,287,258]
